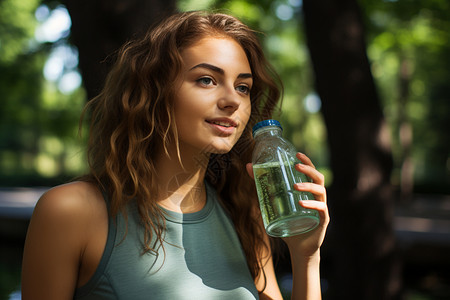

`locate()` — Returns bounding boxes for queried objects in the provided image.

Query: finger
[245,163,254,180]
[296,152,315,168]
[295,163,325,186]
[299,200,330,223]
[294,183,327,203]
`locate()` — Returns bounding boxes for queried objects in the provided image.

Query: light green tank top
[74,182,258,299]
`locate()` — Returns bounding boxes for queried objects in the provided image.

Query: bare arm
[21,183,95,300]
[254,236,283,300]
[283,152,329,300]
[247,152,330,300]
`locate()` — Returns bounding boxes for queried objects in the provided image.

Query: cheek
[236,104,251,139]
[240,101,252,125]
[173,95,200,124]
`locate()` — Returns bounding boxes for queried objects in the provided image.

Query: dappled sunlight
[304,92,322,114]
[35,153,58,177]
[395,216,450,234]
[357,163,384,192]
[33,136,86,178]
[377,119,392,153]
[39,136,64,156]
[34,5,71,42]
[0,1,87,186]
[36,5,81,94]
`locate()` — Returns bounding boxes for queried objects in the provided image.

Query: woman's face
[173,36,252,155]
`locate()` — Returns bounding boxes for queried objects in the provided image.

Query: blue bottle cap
[252,119,283,135]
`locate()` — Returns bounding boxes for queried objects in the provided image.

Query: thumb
[246,163,254,180]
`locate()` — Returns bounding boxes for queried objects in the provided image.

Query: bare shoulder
[22,181,107,299]
[29,180,108,243]
[28,180,108,249]
[34,181,106,221]
[38,181,103,207]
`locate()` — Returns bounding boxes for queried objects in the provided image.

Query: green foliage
[1,0,448,193]
[0,0,40,64]
[362,0,450,193]
[0,0,87,187]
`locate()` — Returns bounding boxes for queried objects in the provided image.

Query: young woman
[21,11,329,300]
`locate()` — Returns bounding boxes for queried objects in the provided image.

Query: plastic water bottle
[252,120,319,237]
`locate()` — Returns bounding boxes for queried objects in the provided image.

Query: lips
[206,118,238,135]
[205,118,238,128]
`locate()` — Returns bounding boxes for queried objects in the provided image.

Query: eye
[236,85,250,95]
[196,77,214,87]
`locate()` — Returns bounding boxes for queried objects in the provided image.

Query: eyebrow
[189,63,252,79]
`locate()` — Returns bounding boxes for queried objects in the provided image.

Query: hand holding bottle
[247,151,329,253]
[251,120,323,237]
[281,152,329,255]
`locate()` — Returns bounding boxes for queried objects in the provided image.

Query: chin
[205,140,236,155]
[211,149,232,155]
[207,146,233,155]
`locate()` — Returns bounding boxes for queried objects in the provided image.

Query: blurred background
[0,0,448,299]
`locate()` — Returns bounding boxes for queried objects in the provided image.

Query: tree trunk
[64,0,176,100]
[302,0,402,299]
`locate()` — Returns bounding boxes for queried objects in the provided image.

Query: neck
[154,145,210,213]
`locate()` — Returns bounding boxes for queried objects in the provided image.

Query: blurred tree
[0,0,41,166]
[360,0,450,196]
[64,0,177,100]
[303,0,401,299]
[0,0,87,186]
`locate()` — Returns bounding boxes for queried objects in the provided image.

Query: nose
[217,85,240,112]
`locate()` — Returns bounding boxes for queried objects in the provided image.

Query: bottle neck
[253,126,282,139]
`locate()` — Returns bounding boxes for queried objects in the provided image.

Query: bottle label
[253,161,319,237]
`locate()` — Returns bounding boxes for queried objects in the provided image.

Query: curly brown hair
[81,10,282,287]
